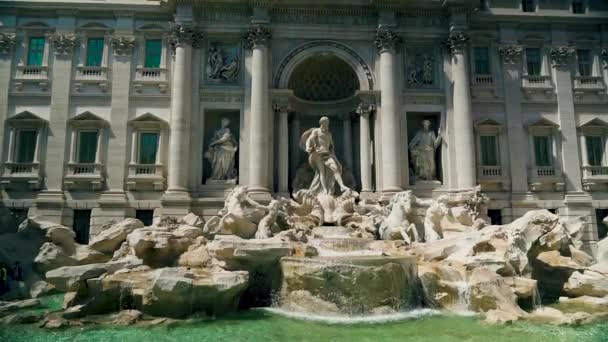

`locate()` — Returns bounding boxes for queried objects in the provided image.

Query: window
[533,135,552,167]
[474,47,491,75]
[136,210,154,226]
[480,135,499,166]
[525,48,542,76]
[15,130,37,163]
[86,38,104,67]
[522,0,536,12]
[138,132,159,164]
[586,136,604,166]
[27,37,45,66]
[78,131,98,163]
[572,0,585,14]
[487,209,502,225]
[144,39,162,68]
[577,49,592,77]
[73,209,91,244]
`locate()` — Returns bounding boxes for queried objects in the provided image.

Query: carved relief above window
[406,47,436,89]
[206,42,240,84]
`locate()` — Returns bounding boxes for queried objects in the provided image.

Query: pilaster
[0,32,16,178]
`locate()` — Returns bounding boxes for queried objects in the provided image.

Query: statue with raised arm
[300,116,350,196]
[408,120,442,181]
[205,118,238,181]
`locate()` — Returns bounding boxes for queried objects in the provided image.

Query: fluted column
[342,113,353,169]
[357,103,374,192]
[289,113,301,183]
[244,25,272,193]
[275,105,290,194]
[375,27,403,193]
[446,32,476,189]
[166,24,202,193]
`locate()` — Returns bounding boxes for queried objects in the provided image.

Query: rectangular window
[533,136,552,167]
[138,132,159,164]
[577,49,592,77]
[86,38,104,67]
[27,37,45,66]
[73,209,91,244]
[480,135,499,166]
[15,130,37,163]
[474,47,491,75]
[78,131,98,163]
[586,136,604,167]
[526,48,542,76]
[522,0,536,12]
[144,39,162,68]
[572,1,585,14]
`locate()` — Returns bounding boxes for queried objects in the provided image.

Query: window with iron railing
[480,135,499,166]
[78,130,98,164]
[86,38,104,67]
[526,48,542,76]
[27,37,45,66]
[577,49,592,77]
[473,47,491,76]
[586,136,605,167]
[15,130,37,163]
[145,39,162,69]
[533,135,552,167]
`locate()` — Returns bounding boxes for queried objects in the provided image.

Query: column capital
[169,23,204,48]
[550,46,575,68]
[374,27,402,53]
[443,31,469,55]
[356,102,376,119]
[244,24,272,49]
[498,44,523,65]
[110,36,135,56]
[0,33,16,56]
[272,103,291,116]
[49,34,78,55]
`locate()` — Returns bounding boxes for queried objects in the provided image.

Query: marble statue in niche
[205,118,238,182]
[407,48,435,88]
[300,116,350,195]
[409,120,442,182]
[206,43,240,83]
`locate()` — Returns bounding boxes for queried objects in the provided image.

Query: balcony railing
[135,67,167,82]
[66,163,102,176]
[573,76,606,91]
[478,165,503,178]
[128,164,163,177]
[16,65,48,80]
[582,166,608,178]
[522,75,552,89]
[473,74,493,86]
[4,162,39,176]
[531,166,558,178]
[75,66,107,80]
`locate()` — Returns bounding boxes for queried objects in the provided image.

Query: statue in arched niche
[205,118,238,181]
[409,120,442,181]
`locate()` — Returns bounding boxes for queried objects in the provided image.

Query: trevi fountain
[2,117,608,341]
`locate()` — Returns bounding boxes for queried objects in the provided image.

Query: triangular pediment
[137,23,167,31]
[7,111,46,122]
[19,21,50,29]
[70,111,105,122]
[475,118,502,127]
[527,117,559,128]
[80,22,110,30]
[579,118,608,128]
[130,113,165,123]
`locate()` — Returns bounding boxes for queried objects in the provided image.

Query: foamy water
[260,308,446,324]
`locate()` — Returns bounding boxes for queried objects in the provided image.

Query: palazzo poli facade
[0,0,607,252]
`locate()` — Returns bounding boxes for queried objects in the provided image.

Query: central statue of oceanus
[300,116,350,196]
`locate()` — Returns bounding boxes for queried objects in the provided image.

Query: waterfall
[453,281,471,312]
[119,283,133,311]
[532,283,542,310]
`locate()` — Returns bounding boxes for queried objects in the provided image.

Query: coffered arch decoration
[275,40,374,91]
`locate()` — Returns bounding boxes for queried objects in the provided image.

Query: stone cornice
[0,33,16,55]
[550,46,575,68]
[49,34,78,55]
[243,24,271,48]
[498,44,523,65]
[374,27,402,53]
[110,36,135,55]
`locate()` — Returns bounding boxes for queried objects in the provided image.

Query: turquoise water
[2,308,608,342]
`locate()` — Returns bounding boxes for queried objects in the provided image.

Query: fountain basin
[278,256,419,316]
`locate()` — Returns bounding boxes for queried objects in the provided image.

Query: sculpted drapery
[205,118,238,181]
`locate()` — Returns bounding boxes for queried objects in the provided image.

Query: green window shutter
[16,130,37,163]
[139,132,159,164]
[480,135,498,166]
[586,136,604,166]
[145,40,162,68]
[27,37,45,66]
[577,50,592,77]
[533,136,552,167]
[86,38,104,67]
[78,131,98,163]
[474,47,490,75]
[526,48,541,76]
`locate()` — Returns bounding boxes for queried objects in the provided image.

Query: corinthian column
[446,31,476,189]
[166,24,202,193]
[244,25,272,194]
[356,103,374,193]
[375,27,403,193]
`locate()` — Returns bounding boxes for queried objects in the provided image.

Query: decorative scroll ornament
[243,25,271,49]
[550,46,575,67]
[169,24,204,48]
[374,27,402,52]
[0,33,16,55]
[110,36,135,56]
[50,34,77,55]
[498,44,523,65]
[443,32,468,54]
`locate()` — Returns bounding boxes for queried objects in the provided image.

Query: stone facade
[1,0,608,252]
